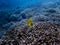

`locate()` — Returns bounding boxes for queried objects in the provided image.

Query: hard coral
[0,22,60,45]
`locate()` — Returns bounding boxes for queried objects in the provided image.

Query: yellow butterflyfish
[27,18,33,27]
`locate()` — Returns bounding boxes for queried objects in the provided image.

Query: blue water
[0,0,60,38]
[0,0,58,9]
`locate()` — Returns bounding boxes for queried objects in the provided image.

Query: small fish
[27,18,33,27]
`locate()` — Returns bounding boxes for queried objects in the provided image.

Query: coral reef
[0,0,60,42]
[0,22,60,45]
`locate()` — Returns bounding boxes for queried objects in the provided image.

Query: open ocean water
[0,0,60,38]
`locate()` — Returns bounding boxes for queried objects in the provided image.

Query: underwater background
[0,0,60,38]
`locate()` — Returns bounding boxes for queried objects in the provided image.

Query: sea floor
[0,22,60,45]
